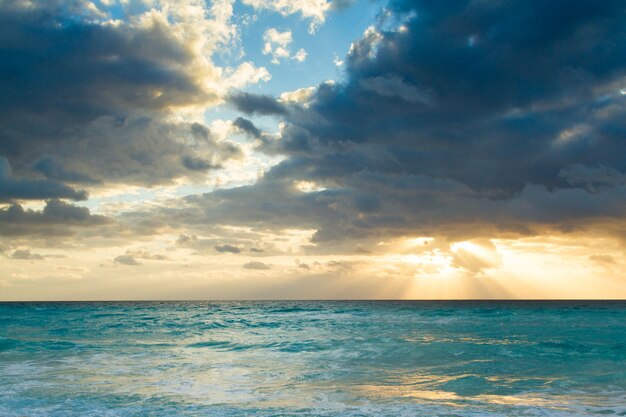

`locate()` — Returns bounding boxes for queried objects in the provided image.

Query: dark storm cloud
[53,117,240,186]
[181,156,220,172]
[204,0,626,242]
[0,199,110,237]
[0,158,87,202]
[232,117,262,139]
[0,2,210,129]
[33,157,100,185]
[158,169,624,248]
[280,0,626,195]
[0,1,237,191]
[228,92,288,116]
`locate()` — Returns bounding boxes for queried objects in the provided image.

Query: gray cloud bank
[0,200,110,237]
[3,0,626,248]
[0,158,87,202]
[182,0,626,244]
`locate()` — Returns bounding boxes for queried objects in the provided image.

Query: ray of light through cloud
[1,0,626,300]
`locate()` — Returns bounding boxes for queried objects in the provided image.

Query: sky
[1,0,625,300]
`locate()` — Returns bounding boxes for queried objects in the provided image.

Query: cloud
[4,0,626,283]
[589,254,617,265]
[0,1,220,122]
[263,28,293,64]
[181,156,220,172]
[173,233,280,255]
[228,92,288,116]
[292,48,308,62]
[261,28,307,64]
[359,75,432,105]
[13,117,241,187]
[207,0,626,243]
[271,0,626,196]
[113,250,167,266]
[222,62,272,90]
[114,255,141,266]
[241,0,333,32]
[279,87,316,106]
[0,199,110,237]
[233,117,262,139]
[243,261,271,270]
[274,1,626,228]
[0,0,263,190]
[560,165,626,193]
[329,0,354,11]
[0,157,87,202]
[450,240,501,275]
[33,156,100,185]
[10,249,45,260]
[214,244,243,254]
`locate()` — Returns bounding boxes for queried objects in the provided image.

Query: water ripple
[0,301,625,416]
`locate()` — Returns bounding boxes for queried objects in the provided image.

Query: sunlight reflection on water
[1,301,625,416]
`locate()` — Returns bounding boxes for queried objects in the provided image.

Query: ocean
[0,301,625,416]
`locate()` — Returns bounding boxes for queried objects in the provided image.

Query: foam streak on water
[1,301,625,416]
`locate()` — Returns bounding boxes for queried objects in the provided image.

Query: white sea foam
[0,301,624,416]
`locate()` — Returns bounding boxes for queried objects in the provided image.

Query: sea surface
[0,301,625,416]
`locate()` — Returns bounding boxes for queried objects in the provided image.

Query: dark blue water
[1,301,625,416]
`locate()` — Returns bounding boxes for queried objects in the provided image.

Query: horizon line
[2,299,626,303]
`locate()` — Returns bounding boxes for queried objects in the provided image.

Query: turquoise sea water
[0,301,625,416]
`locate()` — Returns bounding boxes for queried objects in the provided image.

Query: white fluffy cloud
[262,28,307,64]
[129,0,270,98]
[242,0,331,32]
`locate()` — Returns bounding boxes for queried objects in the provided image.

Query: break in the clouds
[2,0,626,299]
